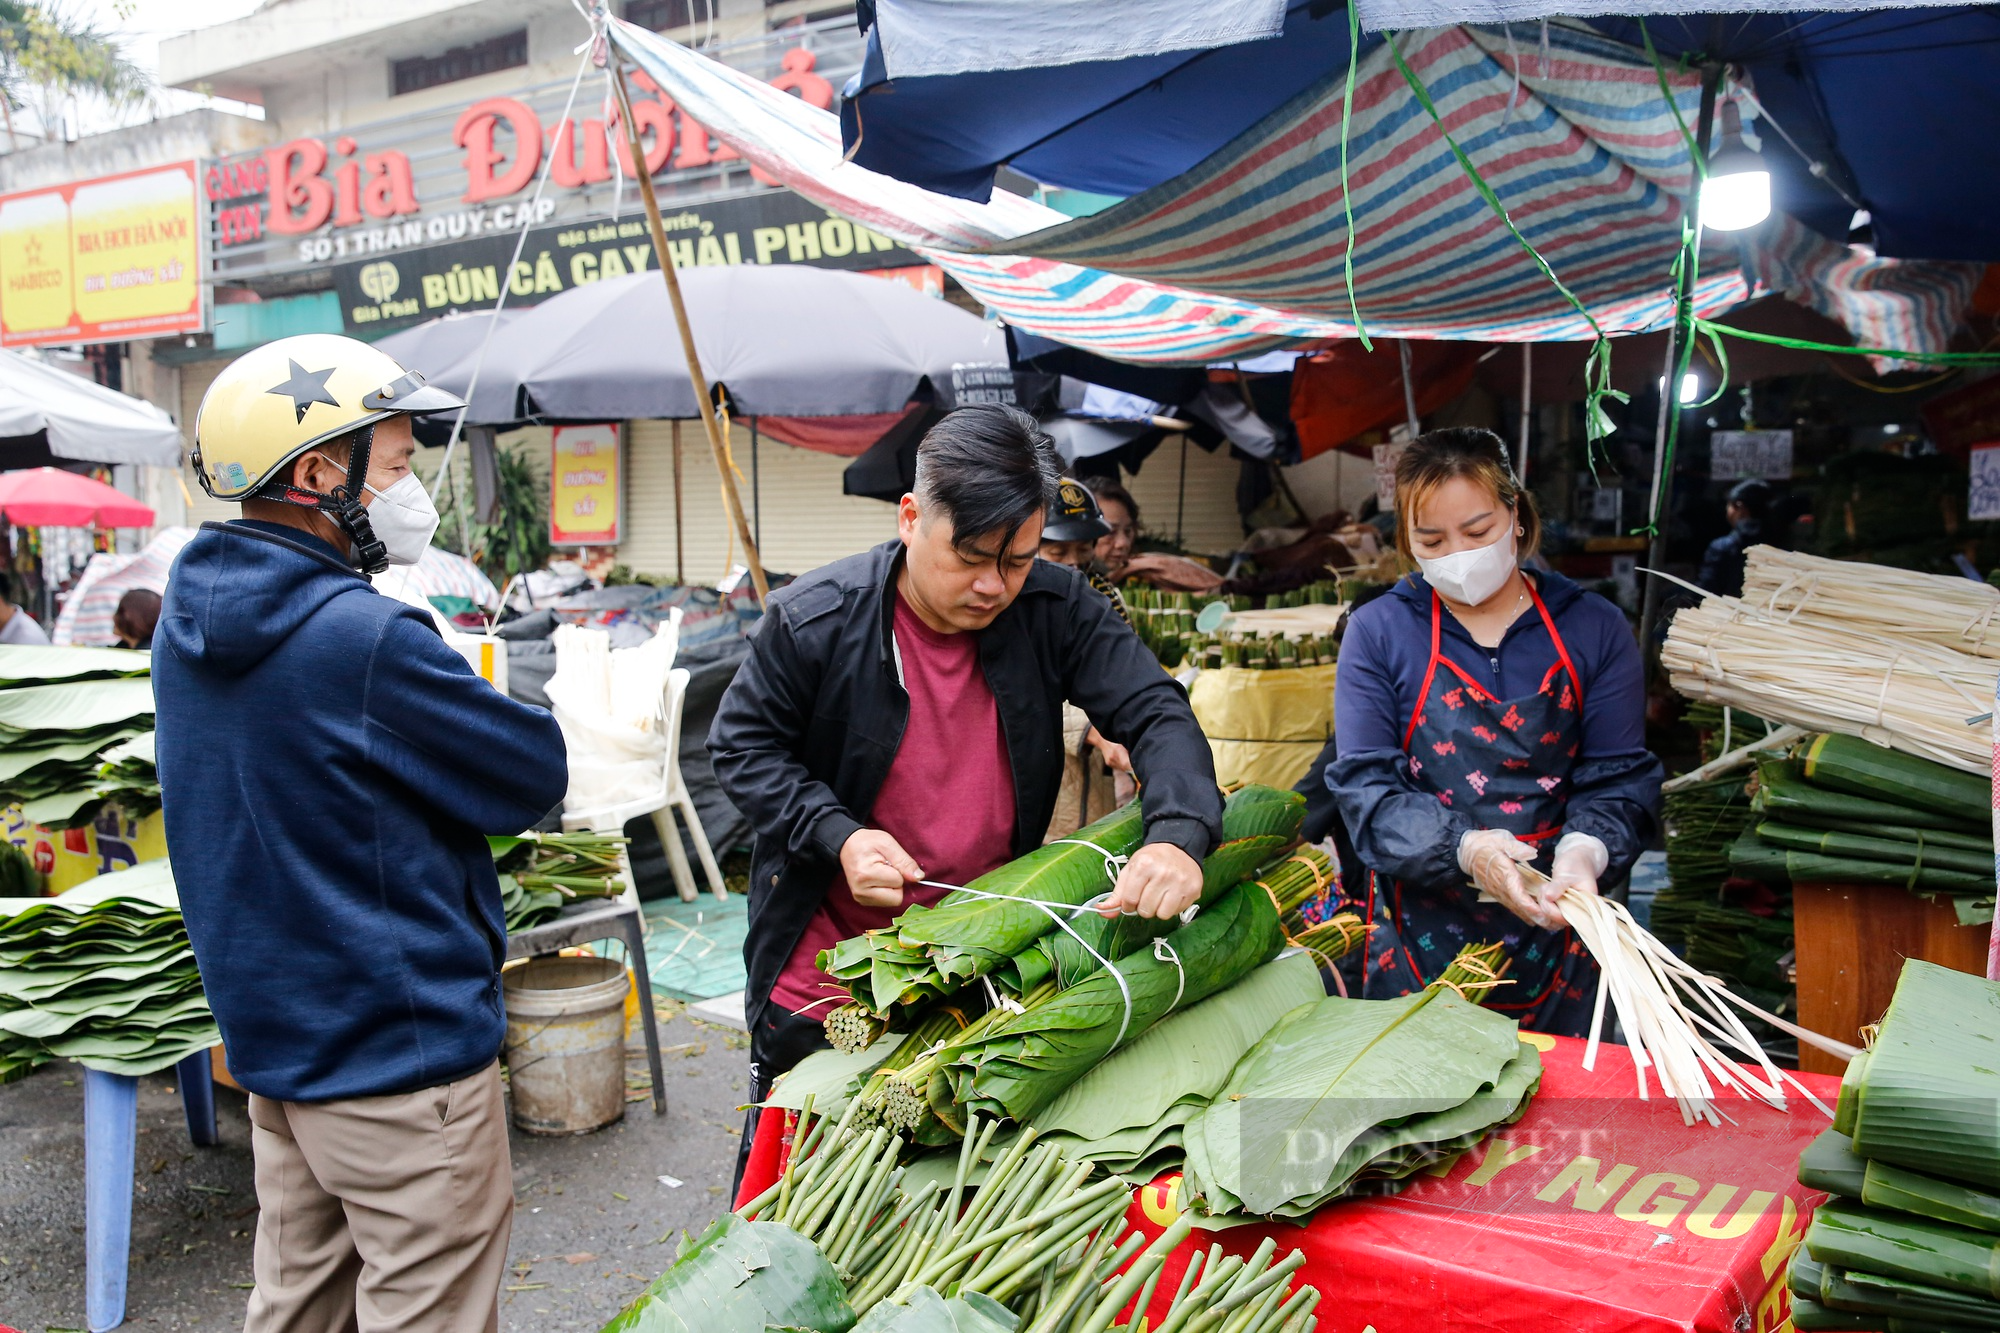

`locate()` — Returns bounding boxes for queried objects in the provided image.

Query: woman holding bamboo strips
[1328,428,1662,1036]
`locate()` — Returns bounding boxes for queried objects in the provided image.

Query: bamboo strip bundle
[1739,547,2000,660]
[1556,878,1852,1127]
[1661,593,1997,774]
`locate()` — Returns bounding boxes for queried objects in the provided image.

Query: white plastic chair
[563,666,727,903]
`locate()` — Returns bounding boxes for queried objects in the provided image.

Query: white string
[1152,939,1186,1015]
[918,880,1137,1051]
[1050,837,1130,881]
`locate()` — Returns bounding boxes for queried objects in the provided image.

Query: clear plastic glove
[1458,828,1552,930]
[1543,833,1609,930]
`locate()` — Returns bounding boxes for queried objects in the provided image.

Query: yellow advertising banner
[0,161,203,347]
[550,423,621,546]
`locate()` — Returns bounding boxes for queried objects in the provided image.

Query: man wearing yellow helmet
[155,334,568,1333]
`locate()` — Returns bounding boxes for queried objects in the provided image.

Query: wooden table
[1791,880,1989,1076]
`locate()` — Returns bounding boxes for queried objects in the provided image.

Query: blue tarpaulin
[840,2,2000,262]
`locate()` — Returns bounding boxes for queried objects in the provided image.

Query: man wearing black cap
[1698,479,1774,597]
[1039,477,1130,625]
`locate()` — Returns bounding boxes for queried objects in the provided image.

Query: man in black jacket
[710,405,1222,1184]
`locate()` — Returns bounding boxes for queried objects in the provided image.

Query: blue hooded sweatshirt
[154,520,567,1102]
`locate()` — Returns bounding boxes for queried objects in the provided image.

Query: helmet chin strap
[272,423,389,575]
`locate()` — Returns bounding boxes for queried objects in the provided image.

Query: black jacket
[710,540,1222,1029]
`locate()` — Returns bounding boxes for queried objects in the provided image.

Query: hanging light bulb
[1700,99,1770,231]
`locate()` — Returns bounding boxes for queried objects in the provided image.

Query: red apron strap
[1527,578,1585,708]
[1402,591,1447,752]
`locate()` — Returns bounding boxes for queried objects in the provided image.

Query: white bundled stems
[1740,547,2000,660]
[734,1095,1319,1332]
[1554,881,1858,1127]
[1661,553,1999,774]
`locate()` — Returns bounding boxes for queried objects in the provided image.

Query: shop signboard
[1968,443,2000,522]
[206,19,875,285]
[550,423,622,547]
[0,161,204,347]
[331,189,914,334]
[1709,429,1793,481]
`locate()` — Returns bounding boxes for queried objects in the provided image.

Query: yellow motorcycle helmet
[192,333,464,573]
[191,333,463,502]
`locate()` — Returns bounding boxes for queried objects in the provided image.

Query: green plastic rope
[1387,32,1626,444]
[1339,4,1371,350]
[1639,23,1708,535]
[1693,321,2000,366]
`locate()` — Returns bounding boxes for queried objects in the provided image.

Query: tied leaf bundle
[823,802,1147,1025]
[488,831,629,933]
[999,789,1311,996]
[938,880,1287,1130]
[1181,944,1538,1219]
[0,860,217,1080]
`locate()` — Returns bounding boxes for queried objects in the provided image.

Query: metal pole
[1175,437,1187,545]
[1516,344,1533,484]
[1635,61,1721,662]
[612,62,768,605]
[672,419,684,586]
[1398,340,1421,436]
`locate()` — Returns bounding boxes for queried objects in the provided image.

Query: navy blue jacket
[1330,570,1661,893]
[154,520,567,1102]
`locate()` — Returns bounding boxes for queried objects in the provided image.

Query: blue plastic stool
[84,1051,219,1332]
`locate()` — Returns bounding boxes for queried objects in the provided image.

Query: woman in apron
[1328,428,1662,1036]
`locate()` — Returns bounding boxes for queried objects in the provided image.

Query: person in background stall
[1037,478,1138,824]
[1086,478,1140,582]
[114,588,161,650]
[0,585,48,645]
[1328,428,1661,1037]
[1697,478,1773,597]
[710,405,1220,1196]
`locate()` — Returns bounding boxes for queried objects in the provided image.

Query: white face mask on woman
[1416,527,1517,606]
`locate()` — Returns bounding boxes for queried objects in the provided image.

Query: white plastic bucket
[502,956,630,1135]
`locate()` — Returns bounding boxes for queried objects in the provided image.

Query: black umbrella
[409,265,1009,426]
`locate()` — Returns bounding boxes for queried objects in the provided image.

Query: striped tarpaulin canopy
[609,17,1973,363]
[51,527,193,647]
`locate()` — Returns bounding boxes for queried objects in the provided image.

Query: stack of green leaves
[1741,735,1996,925]
[1023,952,1326,1179]
[94,732,160,818]
[1653,773,1758,957]
[1181,946,1542,1219]
[0,645,153,829]
[0,860,216,1080]
[937,878,1287,1132]
[487,831,630,933]
[1785,959,2000,1331]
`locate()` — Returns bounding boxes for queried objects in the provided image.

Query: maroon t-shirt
[769,591,1018,1016]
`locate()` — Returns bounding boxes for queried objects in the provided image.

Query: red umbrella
[0,467,155,528]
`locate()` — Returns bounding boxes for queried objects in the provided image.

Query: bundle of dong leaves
[0,645,154,829]
[823,785,1312,1038]
[0,859,216,1082]
[1182,945,1540,1219]
[1787,960,2000,1332]
[488,831,630,933]
[1734,733,1995,927]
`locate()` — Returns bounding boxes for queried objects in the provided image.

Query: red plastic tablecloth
[739,1034,1837,1333]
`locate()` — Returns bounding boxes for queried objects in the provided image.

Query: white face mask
[361,472,441,567]
[1417,527,1518,606]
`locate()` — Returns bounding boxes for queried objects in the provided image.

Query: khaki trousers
[243,1061,514,1333]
